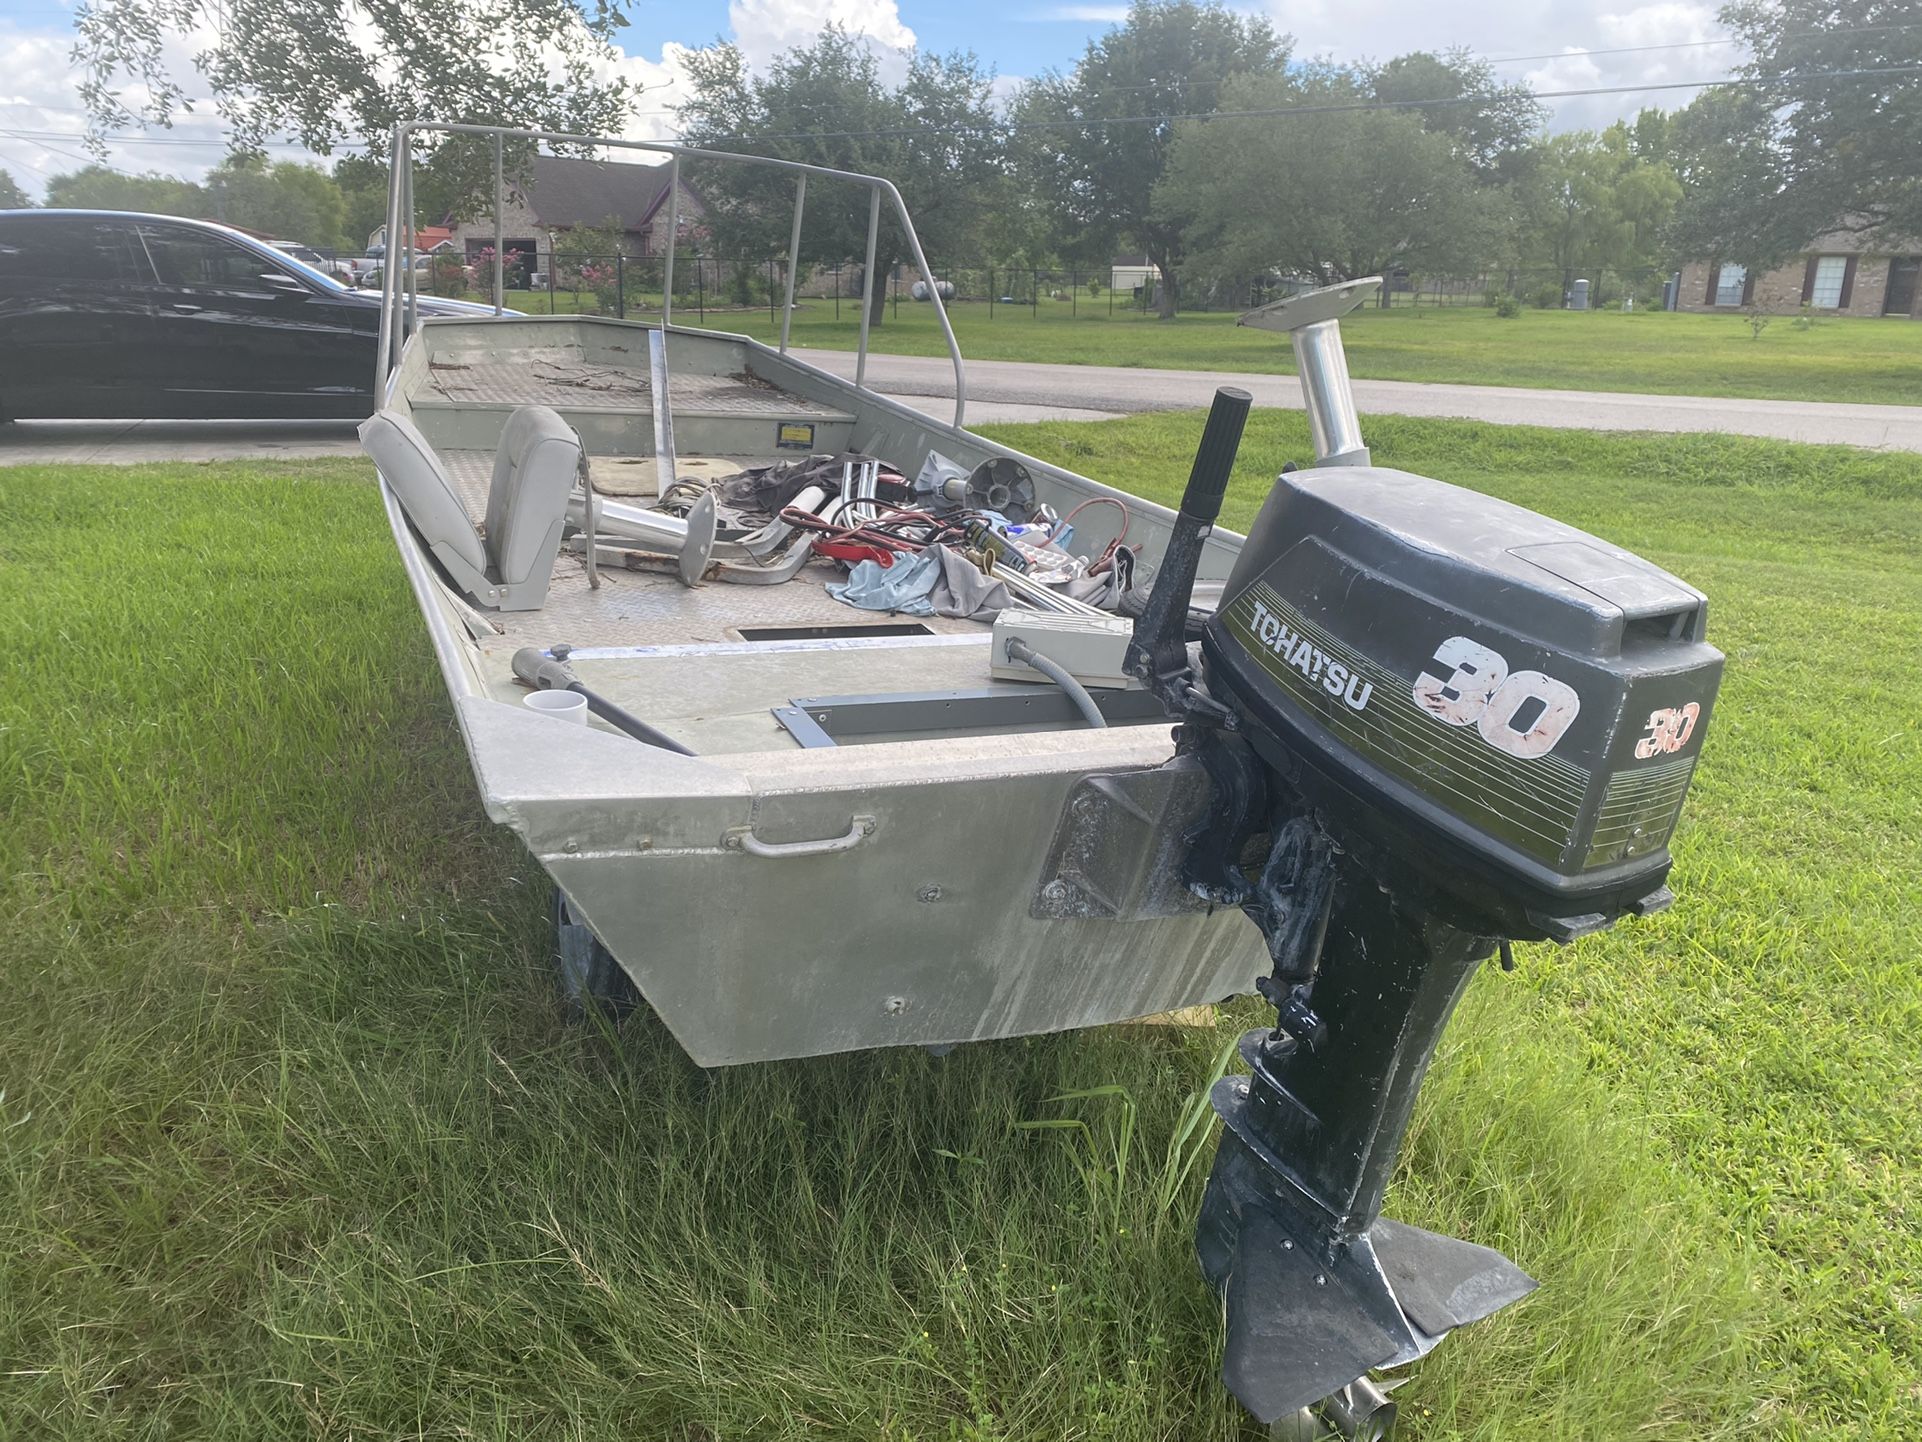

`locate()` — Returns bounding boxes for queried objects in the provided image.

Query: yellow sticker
[776,422,816,450]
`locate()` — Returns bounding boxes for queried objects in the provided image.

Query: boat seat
[360,406,581,612]
[484,406,582,609]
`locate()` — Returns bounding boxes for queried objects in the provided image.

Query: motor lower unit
[1125,280,1723,1429]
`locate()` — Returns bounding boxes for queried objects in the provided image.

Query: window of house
[1714,264,1747,306]
[1809,255,1847,308]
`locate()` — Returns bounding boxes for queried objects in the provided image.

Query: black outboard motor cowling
[1126,283,1723,1429]
[1206,459,1723,941]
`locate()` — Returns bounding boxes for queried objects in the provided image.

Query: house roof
[517,155,681,233]
[368,223,455,250]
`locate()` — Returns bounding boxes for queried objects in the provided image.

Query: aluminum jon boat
[365,126,1723,1432]
[364,125,1269,1066]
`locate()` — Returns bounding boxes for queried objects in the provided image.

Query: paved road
[9,355,1919,465]
[795,348,1922,451]
[0,396,1111,465]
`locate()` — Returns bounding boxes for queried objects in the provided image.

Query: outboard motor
[1125,279,1724,1427]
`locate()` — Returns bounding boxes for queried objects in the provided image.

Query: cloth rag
[827,543,1012,620]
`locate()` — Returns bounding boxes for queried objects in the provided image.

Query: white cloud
[0,0,1748,202]
[726,0,915,68]
[1265,0,1731,131]
[1025,6,1131,21]
[1520,2,1727,130]
[0,17,296,200]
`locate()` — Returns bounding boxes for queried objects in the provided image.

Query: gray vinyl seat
[359,405,581,611]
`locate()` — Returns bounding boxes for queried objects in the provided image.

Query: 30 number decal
[1634,703,1700,758]
[1413,637,1581,760]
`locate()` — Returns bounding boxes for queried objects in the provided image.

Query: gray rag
[826,544,1012,620]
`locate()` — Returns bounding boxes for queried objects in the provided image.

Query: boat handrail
[375,121,968,427]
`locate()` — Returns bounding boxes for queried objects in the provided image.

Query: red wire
[1050,495,1131,549]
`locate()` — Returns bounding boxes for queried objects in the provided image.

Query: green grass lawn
[569,298,1921,407]
[2,418,1918,1438]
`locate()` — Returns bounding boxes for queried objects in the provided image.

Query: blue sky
[0,0,1736,196]
[615,0,1130,83]
[604,0,1735,138]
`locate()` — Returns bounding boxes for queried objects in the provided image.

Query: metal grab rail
[375,121,969,427]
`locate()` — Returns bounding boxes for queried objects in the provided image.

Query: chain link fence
[316,248,1684,319]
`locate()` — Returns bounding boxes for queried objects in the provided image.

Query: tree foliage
[1367,48,1545,180]
[1671,0,1922,263]
[1517,127,1682,284]
[42,159,352,247]
[44,165,203,214]
[675,27,999,324]
[1016,0,1287,316]
[1157,70,1504,286]
[71,0,636,169]
[0,171,29,209]
[335,156,394,253]
[203,159,347,247]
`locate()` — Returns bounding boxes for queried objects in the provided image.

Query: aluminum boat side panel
[541,761,1264,1065]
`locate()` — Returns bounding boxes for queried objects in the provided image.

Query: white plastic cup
[523,688,588,724]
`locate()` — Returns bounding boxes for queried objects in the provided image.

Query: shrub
[1530,282,1565,310]
[428,252,466,297]
[1494,294,1522,319]
[1745,306,1773,340]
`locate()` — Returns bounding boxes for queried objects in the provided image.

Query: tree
[1672,0,1922,263]
[1017,0,1287,317]
[203,159,346,247]
[0,171,28,209]
[1367,49,1544,180]
[1515,128,1682,298]
[1157,70,1503,289]
[335,156,392,253]
[676,28,1000,325]
[71,0,637,181]
[44,166,204,214]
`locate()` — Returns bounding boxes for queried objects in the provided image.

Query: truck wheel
[551,888,642,1021]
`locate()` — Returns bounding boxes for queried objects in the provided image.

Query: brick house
[446,154,704,280]
[1678,230,1922,318]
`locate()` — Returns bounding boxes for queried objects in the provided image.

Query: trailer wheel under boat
[364,125,1724,1433]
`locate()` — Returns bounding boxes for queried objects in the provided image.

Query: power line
[0,142,62,182]
[1483,19,1922,66]
[0,125,140,176]
[7,39,1919,159]
[0,126,311,148]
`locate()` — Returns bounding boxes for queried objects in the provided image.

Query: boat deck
[440,449,1008,755]
[420,357,853,419]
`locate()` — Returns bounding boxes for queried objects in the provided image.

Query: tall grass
[2,422,1916,1436]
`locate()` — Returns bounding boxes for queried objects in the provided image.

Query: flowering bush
[429,252,467,297]
[472,245,526,290]
[579,261,622,315]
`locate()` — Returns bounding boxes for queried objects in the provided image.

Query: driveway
[11,355,1920,465]
[0,419,366,466]
[795,349,1922,452]
[0,396,1111,466]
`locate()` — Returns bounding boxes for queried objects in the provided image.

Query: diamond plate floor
[421,358,851,417]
